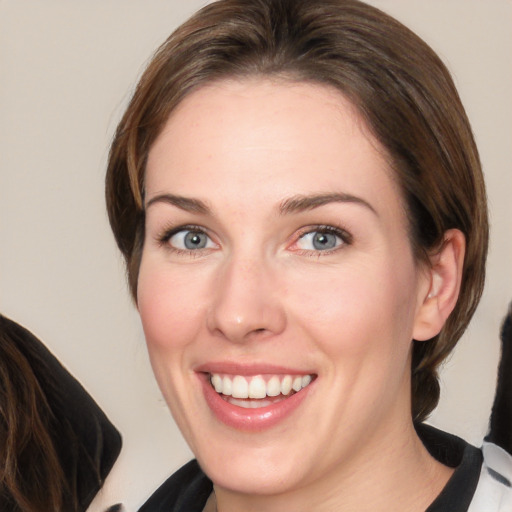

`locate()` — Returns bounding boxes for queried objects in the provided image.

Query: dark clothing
[0,315,122,512]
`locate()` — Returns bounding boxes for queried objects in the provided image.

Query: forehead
[145,78,402,218]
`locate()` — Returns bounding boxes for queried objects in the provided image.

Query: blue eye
[168,229,214,251]
[296,228,347,251]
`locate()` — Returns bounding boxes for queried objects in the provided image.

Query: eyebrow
[279,193,377,216]
[145,191,377,217]
[145,193,210,214]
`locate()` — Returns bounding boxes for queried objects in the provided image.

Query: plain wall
[1,1,511,510]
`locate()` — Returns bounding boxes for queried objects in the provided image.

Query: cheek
[288,255,420,363]
[137,259,205,354]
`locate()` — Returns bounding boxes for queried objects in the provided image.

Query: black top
[138,423,482,512]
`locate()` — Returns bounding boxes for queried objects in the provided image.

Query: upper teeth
[210,373,313,399]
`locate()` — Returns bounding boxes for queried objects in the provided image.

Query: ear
[413,229,466,341]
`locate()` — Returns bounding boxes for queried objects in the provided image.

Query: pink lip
[197,367,315,431]
[195,361,311,376]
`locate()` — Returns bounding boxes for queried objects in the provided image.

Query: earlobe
[413,229,466,341]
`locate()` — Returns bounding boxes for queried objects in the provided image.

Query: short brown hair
[106,0,488,422]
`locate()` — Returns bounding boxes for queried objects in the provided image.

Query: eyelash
[154,224,353,256]
[292,225,353,256]
[156,224,215,256]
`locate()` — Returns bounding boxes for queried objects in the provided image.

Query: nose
[206,255,287,343]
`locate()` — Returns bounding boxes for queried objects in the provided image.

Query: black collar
[418,423,483,512]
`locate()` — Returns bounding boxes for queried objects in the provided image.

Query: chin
[200,452,305,496]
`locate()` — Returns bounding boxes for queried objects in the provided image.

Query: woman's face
[138,80,431,496]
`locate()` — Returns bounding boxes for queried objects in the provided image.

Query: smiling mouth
[209,373,314,409]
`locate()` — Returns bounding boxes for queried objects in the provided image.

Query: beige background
[1,1,511,510]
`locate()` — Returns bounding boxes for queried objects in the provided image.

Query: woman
[105,0,511,510]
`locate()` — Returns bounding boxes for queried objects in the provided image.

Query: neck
[213,419,453,512]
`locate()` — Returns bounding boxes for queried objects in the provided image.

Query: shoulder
[138,460,212,512]
[468,442,512,512]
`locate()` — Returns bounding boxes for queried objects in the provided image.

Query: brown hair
[0,315,122,512]
[0,320,73,512]
[106,0,488,422]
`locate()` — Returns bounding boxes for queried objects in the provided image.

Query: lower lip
[200,374,313,431]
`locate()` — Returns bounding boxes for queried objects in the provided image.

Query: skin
[137,79,464,511]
